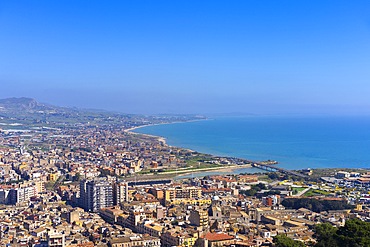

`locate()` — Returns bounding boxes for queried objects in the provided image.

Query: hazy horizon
[1,1,370,115]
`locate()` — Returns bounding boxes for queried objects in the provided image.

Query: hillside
[0,97,56,113]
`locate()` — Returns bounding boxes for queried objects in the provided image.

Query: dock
[252,162,309,179]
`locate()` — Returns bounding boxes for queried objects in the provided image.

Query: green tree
[335,218,370,247]
[74,172,81,181]
[314,223,337,247]
[273,234,305,247]
[314,219,370,247]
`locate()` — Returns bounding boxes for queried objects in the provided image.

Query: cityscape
[1,1,370,247]
[0,98,369,247]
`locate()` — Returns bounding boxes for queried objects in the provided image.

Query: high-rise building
[79,179,113,212]
[8,185,35,205]
[0,189,10,204]
[79,179,88,210]
[114,181,129,205]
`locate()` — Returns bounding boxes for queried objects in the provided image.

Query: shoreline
[125,119,209,151]
[124,119,369,174]
[122,120,370,181]
[124,123,169,144]
[122,119,263,180]
[124,118,209,132]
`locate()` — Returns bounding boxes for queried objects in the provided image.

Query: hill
[0,97,206,129]
[0,97,60,113]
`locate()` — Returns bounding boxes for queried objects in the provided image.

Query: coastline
[124,118,209,133]
[124,124,169,144]
[123,119,261,180]
[125,119,209,150]
[122,118,370,181]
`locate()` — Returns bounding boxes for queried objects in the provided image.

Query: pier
[252,162,309,179]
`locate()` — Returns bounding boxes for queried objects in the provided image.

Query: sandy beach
[124,120,208,151]
[124,124,167,144]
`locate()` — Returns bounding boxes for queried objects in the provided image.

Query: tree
[314,219,370,247]
[282,198,353,213]
[273,234,305,247]
[74,172,81,181]
[314,223,338,247]
[335,218,370,247]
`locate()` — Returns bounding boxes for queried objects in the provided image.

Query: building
[161,228,198,247]
[163,186,202,201]
[125,208,146,230]
[262,195,280,206]
[114,181,129,205]
[67,210,79,224]
[79,179,113,212]
[336,171,350,179]
[108,235,160,247]
[168,198,212,206]
[189,209,209,228]
[8,185,35,205]
[199,232,235,247]
[99,206,123,224]
[47,231,65,247]
[0,189,10,204]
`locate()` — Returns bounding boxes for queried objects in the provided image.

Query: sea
[132,116,370,175]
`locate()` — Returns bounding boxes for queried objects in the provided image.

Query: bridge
[252,162,309,179]
[128,179,172,186]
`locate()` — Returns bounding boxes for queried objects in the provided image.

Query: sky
[1,1,370,115]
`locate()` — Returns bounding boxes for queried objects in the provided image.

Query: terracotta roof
[203,232,234,241]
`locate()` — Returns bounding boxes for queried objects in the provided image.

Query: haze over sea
[133,116,370,171]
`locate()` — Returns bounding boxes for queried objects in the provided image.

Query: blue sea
[133,116,370,171]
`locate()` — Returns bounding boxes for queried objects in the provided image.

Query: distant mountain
[0,97,206,127]
[0,97,53,112]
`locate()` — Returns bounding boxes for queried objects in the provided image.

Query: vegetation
[303,188,331,197]
[292,187,306,195]
[184,154,215,167]
[240,183,267,196]
[268,171,305,182]
[273,234,305,247]
[282,198,354,213]
[314,219,370,247]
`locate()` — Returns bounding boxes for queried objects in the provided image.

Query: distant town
[0,98,370,247]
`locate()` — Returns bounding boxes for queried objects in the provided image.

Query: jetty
[252,162,309,179]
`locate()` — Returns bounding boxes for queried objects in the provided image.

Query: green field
[292,187,306,195]
[303,188,331,197]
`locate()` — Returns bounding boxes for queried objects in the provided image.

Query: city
[0,99,369,247]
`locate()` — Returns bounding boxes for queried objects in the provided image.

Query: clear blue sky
[1,1,370,115]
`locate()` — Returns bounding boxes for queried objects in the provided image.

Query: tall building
[189,209,209,228]
[79,179,88,210]
[8,185,35,205]
[0,189,10,204]
[79,179,113,212]
[114,181,129,205]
